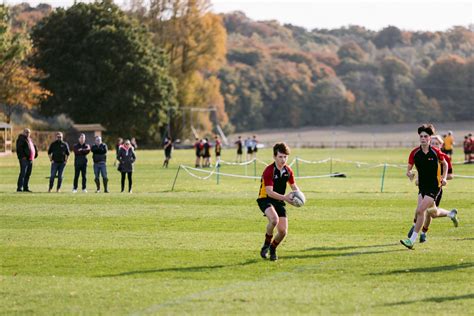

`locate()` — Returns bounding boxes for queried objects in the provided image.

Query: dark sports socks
[271,239,281,249]
[264,234,273,246]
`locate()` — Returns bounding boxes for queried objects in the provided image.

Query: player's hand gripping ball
[290,191,306,207]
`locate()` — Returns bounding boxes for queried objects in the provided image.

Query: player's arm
[441,159,448,186]
[265,186,293,203]
[290,183,299,192]
[406,163,415,181]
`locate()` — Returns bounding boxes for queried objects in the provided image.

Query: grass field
[1,148,473,314]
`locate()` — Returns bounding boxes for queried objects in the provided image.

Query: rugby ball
[291,191,306,207]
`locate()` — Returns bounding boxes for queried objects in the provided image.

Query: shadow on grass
[383,293,474,306]
[370,262,474,276]
[97,259,260,277]
[304,243,398,252]
[283,248,404,260]
[98,247,404,278]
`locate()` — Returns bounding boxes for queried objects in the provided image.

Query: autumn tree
[127,0,228,137]
[0,4,47,123]
[31,1,177,143]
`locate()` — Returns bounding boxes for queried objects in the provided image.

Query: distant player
[162,137,172,168]
[214,135,222,167]
[194,138,202,168]
[245,136,253,161]
[252,135,258,159]
[407,135,458,243]
[235,136,243,163]
[463,135,471,163]
[257,142,299,261]
[400,124,448,249]
[203,138,211,167]
[443,131,454,158]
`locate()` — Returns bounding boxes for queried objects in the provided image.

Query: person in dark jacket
[48,132,70,192]
[91,136,108,193]
[72,133,91,193]
[118,139,136,193]
[16,128,38,192]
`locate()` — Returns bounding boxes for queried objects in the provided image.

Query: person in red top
[257,142,299,261]
[407,135,459,243]
[401,124,448,249]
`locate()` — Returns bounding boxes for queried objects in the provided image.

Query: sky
[3,0,473,32]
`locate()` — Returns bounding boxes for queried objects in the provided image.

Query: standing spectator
[72,133,91,193]
[443,131,455,158]
[91,136,109,193]
[235,136,243,163]
[214,135,222,167]
[115,137,123,166]
[245,136,253,161]
[118,139,136,193]
[203,138,212,167]
[48,132,70,193]
[163,137,173,168]
[252,135,259,159]
[16,128,38,192]
[131,137,138,150]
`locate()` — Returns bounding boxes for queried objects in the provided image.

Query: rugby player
[401,124,448,249]
[257,143,299,261]
[407,135,459,242]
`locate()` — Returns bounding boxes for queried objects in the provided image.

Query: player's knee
[415,208,425,216]
[269,217,279,226]
[278,228,287,237]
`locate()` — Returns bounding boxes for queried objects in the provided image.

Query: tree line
[0,2,472,145]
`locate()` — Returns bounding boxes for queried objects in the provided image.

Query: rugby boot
[269,246,278,261]
[400,238,414,249]
[419,232,427,243]
[450,209,459,227]
[260,244,270,259]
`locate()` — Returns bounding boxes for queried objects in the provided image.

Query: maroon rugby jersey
[257,162,295,200]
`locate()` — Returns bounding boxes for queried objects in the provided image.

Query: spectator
[72,133,91,193]
[131,137,138,150]
[16,128,38,192]
[163,137,173,168]
[118,139,136,193]
[115,137,123,166]
[48,132,70,193]
[91,136,108,193]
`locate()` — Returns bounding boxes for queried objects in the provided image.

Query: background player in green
[257,142,299,261]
